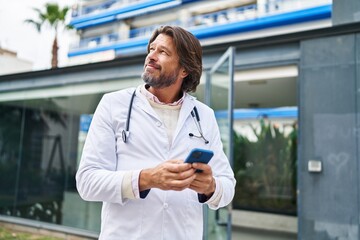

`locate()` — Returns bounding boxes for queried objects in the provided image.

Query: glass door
[204,47,235,240]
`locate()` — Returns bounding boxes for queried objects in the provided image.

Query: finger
[167,159,184,164]
[188,183,201,193]
[164,168,195,181]
[160,167,195,183]
[166,162,192,173]
[192,163,211,173]
[168,175,197,190]
[178,167,196,180]
[189,175,213,189]
[189,181,210,194]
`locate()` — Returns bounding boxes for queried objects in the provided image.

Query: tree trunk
[51,36,58,69]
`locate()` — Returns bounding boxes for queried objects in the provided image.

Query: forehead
[151,34,176,50]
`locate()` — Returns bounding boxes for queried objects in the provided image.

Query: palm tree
[25,3,72,69]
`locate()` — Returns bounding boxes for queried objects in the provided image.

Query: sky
[0,0,76,70]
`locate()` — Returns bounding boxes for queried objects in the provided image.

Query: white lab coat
[76,86,235,240]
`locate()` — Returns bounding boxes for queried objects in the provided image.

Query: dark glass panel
[233,117,297,215]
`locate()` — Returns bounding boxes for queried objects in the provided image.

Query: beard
[141,62,180,89]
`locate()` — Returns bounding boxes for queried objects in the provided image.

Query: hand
[139,159,196,191]
[189,163,215,197]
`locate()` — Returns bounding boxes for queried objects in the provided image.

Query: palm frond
[23,3,72,68]
[24,19,42,32]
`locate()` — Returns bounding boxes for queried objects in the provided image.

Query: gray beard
[141,70,179,89]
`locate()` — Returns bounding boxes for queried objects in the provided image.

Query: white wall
[0,54,32,75]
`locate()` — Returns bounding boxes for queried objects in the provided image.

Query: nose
[147,49,158,61]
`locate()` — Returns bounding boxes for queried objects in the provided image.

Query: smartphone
[185,148,214,172]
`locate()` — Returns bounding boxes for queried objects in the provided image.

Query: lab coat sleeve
[76,94,128,204]
[205,109,236,210]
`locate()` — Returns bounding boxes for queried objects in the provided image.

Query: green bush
[233,118,297,215]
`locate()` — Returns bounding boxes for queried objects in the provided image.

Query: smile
[146,62,161,70]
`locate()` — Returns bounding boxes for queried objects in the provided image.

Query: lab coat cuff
[121,171,136,200]
[204,178,223,208]
[132,169,142,199]
[132,169,151,199]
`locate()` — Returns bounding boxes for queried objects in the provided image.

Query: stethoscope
[188,105,209,144]
[122,90,209,144]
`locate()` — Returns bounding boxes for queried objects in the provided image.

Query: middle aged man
[76,25,236,240]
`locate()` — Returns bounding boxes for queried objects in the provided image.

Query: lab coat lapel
[133,87,162,121]
[173,94,196,141]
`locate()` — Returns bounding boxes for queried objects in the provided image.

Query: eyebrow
[150,43,173,54]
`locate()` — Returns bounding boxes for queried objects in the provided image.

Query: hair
[147,25,203,92]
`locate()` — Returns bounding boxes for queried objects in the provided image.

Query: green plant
[233,118,297,215]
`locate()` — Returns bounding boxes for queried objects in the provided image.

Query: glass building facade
[1,95,93,231]
[0,78,141,232]
[0,62,298,236]
[3,0,360,238]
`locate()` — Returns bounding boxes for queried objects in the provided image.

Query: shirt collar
[140,84,185,106]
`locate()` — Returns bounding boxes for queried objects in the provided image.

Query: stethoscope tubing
[122,90,136,143]
[122,89,209,144]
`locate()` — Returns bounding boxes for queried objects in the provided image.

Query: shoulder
[96,87,136,112]
[185,93,214,114]
[103,88,135,100]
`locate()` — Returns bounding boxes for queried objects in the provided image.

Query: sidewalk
[0,225,61,240]
[0,216,97,240]
[233,227,297,240]
[1,215,297,240]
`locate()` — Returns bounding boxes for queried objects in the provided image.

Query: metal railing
[72,0,145,18]
[69,0,332,52]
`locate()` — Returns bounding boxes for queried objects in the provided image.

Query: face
[141,33,186,89]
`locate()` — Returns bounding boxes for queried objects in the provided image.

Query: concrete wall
[0,54,32,75]
[332,0,360,25]
[298,31,360,240]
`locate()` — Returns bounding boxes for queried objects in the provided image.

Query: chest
[112,105,211,170]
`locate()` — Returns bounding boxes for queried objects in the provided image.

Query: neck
[146,78,183,103]
[148,85,182,104]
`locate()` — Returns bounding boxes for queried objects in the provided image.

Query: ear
[180,68,188,79]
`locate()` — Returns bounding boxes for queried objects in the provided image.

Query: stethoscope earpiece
[122,130,129,143]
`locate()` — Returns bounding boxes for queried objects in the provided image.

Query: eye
[161,50,169,55]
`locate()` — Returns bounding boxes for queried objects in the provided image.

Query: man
[76,25,235,240]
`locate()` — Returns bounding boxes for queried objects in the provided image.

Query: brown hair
[147,25,203,92]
